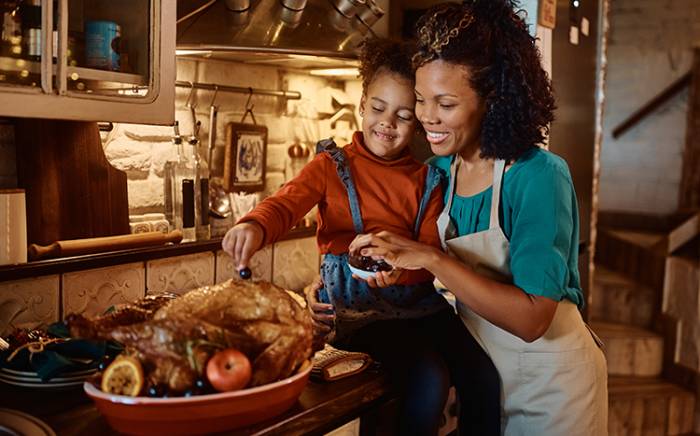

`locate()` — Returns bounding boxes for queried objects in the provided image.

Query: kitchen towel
[0,189,27,265]
[311,344,372,382]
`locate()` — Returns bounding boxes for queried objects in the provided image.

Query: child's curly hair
[358,37,415,93]
[413,1,555,161]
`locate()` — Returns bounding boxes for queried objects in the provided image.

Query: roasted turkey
[66,279,313,392]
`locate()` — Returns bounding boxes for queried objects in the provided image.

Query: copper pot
[287,143,310,159]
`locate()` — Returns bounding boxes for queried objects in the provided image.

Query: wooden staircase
[593,228,697,435]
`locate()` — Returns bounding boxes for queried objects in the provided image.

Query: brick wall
[106,57,361,215]
[598,0,700,214]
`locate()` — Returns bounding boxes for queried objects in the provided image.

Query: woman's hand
[349,231,443,272]
[221,222,264,270]
[303,277,335,351]
[348,234,403,288]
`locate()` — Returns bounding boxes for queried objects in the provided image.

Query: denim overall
[315,139,450,342]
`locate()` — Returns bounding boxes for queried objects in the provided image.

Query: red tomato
[206,348,252,392]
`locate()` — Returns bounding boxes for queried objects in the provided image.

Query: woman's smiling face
[414,60,486,157]
[360,70,417,160]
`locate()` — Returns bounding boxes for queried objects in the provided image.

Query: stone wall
[106,58,362,215]
[598,0,700,214]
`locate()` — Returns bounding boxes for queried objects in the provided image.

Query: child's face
[359,71,417,160]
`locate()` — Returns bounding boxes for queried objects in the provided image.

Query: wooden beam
[667,212,700,254]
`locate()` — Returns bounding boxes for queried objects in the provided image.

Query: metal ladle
[209,180,232,219]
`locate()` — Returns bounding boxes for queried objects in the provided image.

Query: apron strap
[413,165,443,239]
[316,138,364,234]
[444,156,459,216]
[489,159,506,230]
[436,157,459,249]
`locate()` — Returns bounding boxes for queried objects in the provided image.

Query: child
[222,38,499,435]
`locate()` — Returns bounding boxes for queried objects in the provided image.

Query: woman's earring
[359,108,364,117]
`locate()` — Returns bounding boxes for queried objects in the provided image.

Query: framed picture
[224,122,268,193]
[538,0,557,29]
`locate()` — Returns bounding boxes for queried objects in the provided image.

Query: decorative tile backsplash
[62,263,145,318]
[1,236,318,328]
[0,275,59,335]
[273,237,320,292]
[146,252,215,295]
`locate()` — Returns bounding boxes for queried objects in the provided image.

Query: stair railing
[612,71,692,139]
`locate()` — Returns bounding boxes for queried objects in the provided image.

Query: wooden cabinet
[0,0,174,125]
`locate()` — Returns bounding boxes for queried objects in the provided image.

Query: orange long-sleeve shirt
[239,132,444,285]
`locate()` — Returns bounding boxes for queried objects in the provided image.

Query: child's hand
[303,277,335,351]
[352,269,403,288]
[221,222,264,270]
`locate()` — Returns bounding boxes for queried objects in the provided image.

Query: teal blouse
[430,148,584,307]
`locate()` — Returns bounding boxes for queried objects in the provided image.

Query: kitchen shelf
[66,66,146,86]
[0,56,41,74]
[0,57,145,86]
[0,225,316,283]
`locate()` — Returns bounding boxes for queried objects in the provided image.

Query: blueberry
[194,378,208,390]
[147,384,168,398]
[98,361,109,372]
[183,390,194,397]
[239,267,252,279]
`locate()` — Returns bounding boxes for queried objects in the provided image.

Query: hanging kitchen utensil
[209,179,232,219]
[184,81,197,130]
[207,85,219,167]
[240,87,257,125]
[287,142,309,159]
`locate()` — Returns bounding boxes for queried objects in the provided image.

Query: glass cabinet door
[60,0,153,99]
[0,0,49,90]
[0,0,156,98]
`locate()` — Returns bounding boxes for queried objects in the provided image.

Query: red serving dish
[84,363,311,435]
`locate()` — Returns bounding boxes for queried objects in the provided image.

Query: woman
[349,1,608,434]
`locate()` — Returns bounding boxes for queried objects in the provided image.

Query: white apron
[437,157,608,436]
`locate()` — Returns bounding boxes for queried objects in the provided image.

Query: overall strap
[489,159,506,230]
[413,165,443,238]
[315,138,364,234]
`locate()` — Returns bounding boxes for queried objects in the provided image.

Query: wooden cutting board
[14,119,129,246]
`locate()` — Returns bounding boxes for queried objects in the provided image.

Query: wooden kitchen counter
[0,368,395,435]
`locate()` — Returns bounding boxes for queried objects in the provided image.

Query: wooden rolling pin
[28,230,183,261]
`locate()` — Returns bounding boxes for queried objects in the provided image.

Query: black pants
[340,309,500,436]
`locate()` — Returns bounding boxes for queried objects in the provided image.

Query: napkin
[1,322,120,381]
[311,344,372,382]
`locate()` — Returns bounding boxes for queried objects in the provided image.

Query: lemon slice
[101,355,144,396]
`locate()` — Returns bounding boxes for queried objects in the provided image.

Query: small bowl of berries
[347,254,393,280]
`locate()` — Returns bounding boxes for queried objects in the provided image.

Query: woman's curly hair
[358,37,415,93]
[413,0,555,161]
